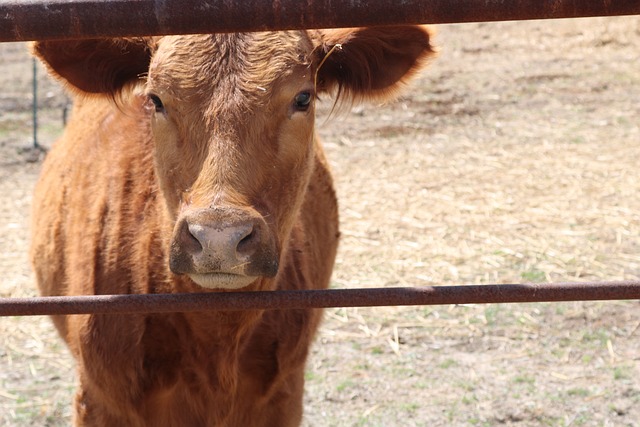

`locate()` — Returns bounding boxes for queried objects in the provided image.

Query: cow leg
[262,374,305,427]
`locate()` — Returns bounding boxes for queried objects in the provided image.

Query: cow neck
[140,308,266,424]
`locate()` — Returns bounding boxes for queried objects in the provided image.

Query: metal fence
[2,0,640,42]
[0,282,639,316]
[1,0,639,316]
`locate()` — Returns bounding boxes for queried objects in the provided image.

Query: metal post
[32,57,39,149]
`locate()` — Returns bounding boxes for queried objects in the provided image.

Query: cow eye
[293,91,312,112]
[148,94,165,113]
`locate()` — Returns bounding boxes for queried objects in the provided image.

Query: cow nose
[184,220,258,260]
[169,206,279,287]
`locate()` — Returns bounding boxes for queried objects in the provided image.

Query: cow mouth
[188,272,258,290]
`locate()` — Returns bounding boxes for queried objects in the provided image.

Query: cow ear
[31,38,155,95]
[314,26,435,102]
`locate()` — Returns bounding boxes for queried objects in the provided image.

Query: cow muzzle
[169,206,278,289]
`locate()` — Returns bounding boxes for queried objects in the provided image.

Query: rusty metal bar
[1,0,639,42]
[0,281,638,317]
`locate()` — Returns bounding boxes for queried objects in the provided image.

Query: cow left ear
[314,26,435,102]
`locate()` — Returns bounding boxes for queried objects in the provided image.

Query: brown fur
[30,27,434,426]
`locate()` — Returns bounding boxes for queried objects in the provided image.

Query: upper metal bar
[1,281,638,316]
[1,0,640,42]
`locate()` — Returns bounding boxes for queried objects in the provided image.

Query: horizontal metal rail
[0,281,638,316]
[1,0,640,42]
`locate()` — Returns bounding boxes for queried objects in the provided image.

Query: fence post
[32,57,40,150]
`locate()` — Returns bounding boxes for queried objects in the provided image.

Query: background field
[1,17,639,426]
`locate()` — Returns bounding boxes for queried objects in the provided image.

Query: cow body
[30,29,433,426]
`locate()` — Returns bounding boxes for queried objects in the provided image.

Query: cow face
[145,33,317,289]
[32,27,434,290]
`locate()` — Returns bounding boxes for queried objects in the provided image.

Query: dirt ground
[1,17,639,427]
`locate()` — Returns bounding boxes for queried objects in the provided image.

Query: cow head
[33,27,434,290]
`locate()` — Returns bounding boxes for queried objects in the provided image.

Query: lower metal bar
[0,281,638,317]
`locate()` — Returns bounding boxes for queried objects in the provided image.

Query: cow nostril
[180,221,203,255]
[239,231,253,245]
[236,228,258,256]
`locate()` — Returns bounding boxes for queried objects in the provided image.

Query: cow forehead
[148,32,315,99]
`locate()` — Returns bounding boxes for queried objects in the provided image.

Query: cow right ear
[313,26,435,104]
[31,38,155,95]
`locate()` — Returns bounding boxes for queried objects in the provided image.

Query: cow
[30,26,434,426]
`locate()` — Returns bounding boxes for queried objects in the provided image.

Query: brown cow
[30,27,434,426]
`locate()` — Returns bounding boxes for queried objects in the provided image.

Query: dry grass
[304,17,640,426]
[1,17,639,426]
